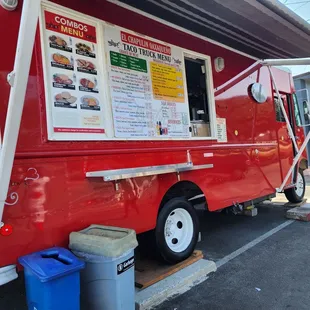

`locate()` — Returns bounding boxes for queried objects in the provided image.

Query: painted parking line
[215,220,294,268]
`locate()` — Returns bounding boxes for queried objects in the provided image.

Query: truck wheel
[155,198,199,264]
[284,170,305,203]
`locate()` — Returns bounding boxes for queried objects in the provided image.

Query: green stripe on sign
[110,51,147,73]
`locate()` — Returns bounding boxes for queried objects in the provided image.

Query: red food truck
[0,0,310,285]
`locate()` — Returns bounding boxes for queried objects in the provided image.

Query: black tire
[284,170,305,203]
[155,198,199,264]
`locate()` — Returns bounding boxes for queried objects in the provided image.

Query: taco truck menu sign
[41,6,191,140]
[105,27,190,138]
[42,9,105,139]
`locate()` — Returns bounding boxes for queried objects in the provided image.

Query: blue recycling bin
[19,247,85,310]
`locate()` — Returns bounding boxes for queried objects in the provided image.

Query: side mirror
[303,102,310,125]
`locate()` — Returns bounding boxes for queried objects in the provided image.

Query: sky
[278,0,310,76]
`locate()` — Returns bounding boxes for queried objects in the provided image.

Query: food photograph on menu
[79,77,98,93]
[51,53,74,70]
[76,42,96,58]
[80,96,100,111]
[76,59,97,75]
[54,91,77,108]
[49,35,72,52]
[53,73,75,89]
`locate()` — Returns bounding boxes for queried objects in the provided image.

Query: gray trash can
[69,225,138,310]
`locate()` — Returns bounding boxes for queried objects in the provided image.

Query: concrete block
[284,199,307,208]
[135,259,216,310]
[242,208,258,217]
[286,203,310,221]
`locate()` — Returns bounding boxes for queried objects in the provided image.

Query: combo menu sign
[105,27,190,138]
[42,8,105,140]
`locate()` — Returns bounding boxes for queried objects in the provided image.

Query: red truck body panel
[0,0,307,267]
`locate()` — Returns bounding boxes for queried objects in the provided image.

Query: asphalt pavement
[1,180,310,310]
[157,219,310,310]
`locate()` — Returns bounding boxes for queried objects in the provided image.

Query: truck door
[274,94,294,182]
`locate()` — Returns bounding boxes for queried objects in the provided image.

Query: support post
[0,0,41,225]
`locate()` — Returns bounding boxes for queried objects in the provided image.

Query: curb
[135,259,216,310]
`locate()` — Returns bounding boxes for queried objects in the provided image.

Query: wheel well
[299,158,308,171]
[159,181,206,211]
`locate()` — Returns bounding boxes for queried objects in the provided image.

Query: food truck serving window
[184,54,211,138]
[39,3,216,141]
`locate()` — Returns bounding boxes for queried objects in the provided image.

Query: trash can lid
[18,247,85,282]
[69,225,138,257]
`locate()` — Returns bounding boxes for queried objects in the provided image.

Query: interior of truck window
[184,55,211,138]
[274,95,285,122]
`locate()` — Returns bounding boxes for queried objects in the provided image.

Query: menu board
[42,9,105,139]
[105,27,190,138]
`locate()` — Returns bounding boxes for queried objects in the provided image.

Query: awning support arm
[0,0,41,226]
[262,58,310,66]
[277,130,310,192]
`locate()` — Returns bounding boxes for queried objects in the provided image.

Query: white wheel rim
[295,172,304,197]
[164,208,194,253]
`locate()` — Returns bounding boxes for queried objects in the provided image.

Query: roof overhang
[113,0,310,59]
[294,72,310,80]
[294,71,310,79]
